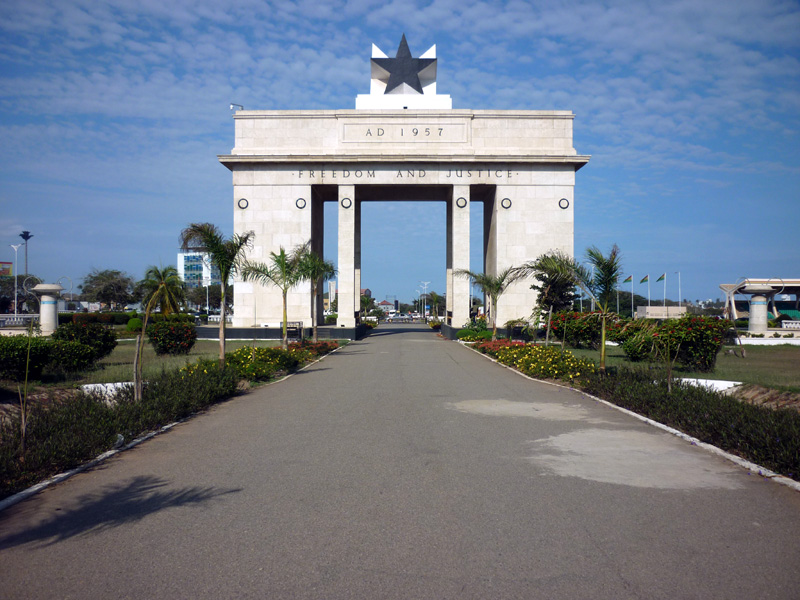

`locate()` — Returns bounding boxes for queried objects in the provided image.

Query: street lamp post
[19,231,33,276]
[420,280,430,319]
[9,244,22,316]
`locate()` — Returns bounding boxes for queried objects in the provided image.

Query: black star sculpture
[372,34,435,95]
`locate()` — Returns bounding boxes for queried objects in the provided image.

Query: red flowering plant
[146,321,197,356]
[655,315,728,373]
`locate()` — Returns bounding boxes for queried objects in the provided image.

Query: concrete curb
[0,345,344,513]
[466,345,800,494]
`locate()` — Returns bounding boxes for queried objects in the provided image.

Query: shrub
[127,317,143,332]
[0,335,53,380]
[550,311,602,349]
[146,321,197,355]
[225,346,301,381]
[48,340,98,373]
[457,329,493,342]
[475,340,596,382]
[52,322,117,361]
[429,321,442,331]
[288,340,338,357]
[1,363,239,499]
[653,315,728,372]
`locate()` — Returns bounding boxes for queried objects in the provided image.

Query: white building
[177,251,222,289]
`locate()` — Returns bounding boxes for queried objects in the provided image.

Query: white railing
[0,315,39,327]
[781,320,800,330]
[207,315,233,324]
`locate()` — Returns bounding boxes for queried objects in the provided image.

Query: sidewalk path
[1,324,799,599]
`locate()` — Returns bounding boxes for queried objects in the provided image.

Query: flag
[640,275,649,284]
[623,275,632,283]
[656,273,666,282]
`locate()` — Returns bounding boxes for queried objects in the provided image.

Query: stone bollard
[31,283,64,336]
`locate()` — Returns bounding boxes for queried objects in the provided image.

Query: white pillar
[448,185,471,327]
[337,185,357,328]
[748,294,769,333]
[32,283,63,336]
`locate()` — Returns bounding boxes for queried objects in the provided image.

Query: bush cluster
[581,368,800,481]
[457,329,493,341]
[146,321,197,355]
[0,364,239,499]
[71,312,132,326]
[617,315,728,372]
[0,334,106,380]
[127,317,143,332]
[474,339,596,382]
[549,311,603,349]
[0,335,55,380]
[51,322,117,361]
[289,340,339,357]
[223,346,302,381]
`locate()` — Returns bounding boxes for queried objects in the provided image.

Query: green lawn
[568,344,800,392]
[84,339,288,384]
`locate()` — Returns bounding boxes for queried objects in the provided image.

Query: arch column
[447,185,471,326]
[337,185,359,328]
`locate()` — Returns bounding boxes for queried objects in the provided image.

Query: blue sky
[1,0,798,306]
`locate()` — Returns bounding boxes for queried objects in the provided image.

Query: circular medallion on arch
[456,197,467,208]
[501,198,512,209]
[295,198,307,209]
[559,198,570,210]
[341,197,352,209]
[237,198,249,210]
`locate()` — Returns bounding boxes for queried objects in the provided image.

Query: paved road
[1,324,799,599]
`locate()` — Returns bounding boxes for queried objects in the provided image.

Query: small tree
[134,265,185,401]
[534,245,623,373]
[180,223,253,366]
[294,242,336,343]
[241,246,304,350]
[454,267,522,341]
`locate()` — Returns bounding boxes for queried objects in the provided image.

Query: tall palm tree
[134,265,185,401]
[180,223,253,366]
[533,245,623,373]
[241,246,304,349]
[295,242,337,343]
[455,267,522,341]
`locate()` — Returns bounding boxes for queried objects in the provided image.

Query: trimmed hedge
[1,364,239,499]
[51,322,117,361]
[0,335,54,380]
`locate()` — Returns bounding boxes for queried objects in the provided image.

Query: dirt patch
[730,384,800,413]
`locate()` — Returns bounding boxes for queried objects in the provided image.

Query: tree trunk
[282,291,288,350]
[218,288,227,367]
[133,333,143,402]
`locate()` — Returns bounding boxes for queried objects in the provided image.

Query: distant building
[177,251,222,288]
[376,300,394,313]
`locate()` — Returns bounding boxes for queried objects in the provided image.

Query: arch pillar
[447,185,471,327]
[337,185,359,328]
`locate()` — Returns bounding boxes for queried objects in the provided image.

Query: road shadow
[0,475,241,549]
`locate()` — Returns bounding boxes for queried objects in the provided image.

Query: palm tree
[428,291,441,319]
[241,246,304,350]
[295,242,337,343]
[515,250,579,345]
[180,223,253,366]
[134,265,185,401]
[455,267,522,341]
[533,245,623,373]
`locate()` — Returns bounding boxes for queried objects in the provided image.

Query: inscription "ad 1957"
[342,123,467,143]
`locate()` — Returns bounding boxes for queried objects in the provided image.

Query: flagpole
[676,271,681,308]
[631,277,634,317]
[663,273,667,308]
[648,277,651,307]
[616,286,619,314]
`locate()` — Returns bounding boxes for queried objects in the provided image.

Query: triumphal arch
[219,36,589,334]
